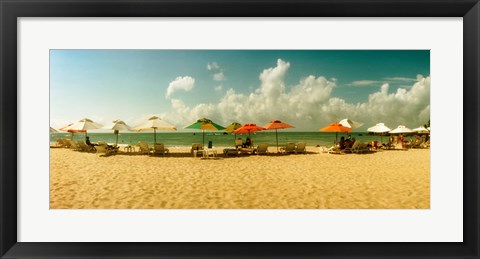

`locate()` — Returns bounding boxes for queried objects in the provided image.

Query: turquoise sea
[50,131,402,148]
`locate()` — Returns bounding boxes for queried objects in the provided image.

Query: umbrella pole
[116,132,119,146]
[203,130,205,148]
[275,129,279,152]
[154,128,156,144]
[85,131,87,142]
[335,132,338,144]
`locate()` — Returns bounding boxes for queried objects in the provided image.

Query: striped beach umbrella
[185,118,226,147]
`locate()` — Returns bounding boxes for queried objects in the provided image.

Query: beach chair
[56,138,67,148]
[280,142,296,154]
[235,138,243,149]
[223,148,239,157]
[152,143,169,156]
[351,140,372,154]
[256,143,269,155]
[294,142,306,154]
[138,141,153,155]
[96,144,116,156]
[191,143,204,157]
[77,141,94,152]
[66,139,81,151]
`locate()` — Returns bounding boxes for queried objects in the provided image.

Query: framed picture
[1,0,478,258]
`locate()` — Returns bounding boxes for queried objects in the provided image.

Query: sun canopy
[389,125,413,134]
[339,118,364,129]
[412,126,429,133]
[224,122,242,132]
[263,120,295,152]
[104,119,132,131]
[320,122,352,133]
[233,124,265,134]
[133,116,176,132]
[367,123,391,133]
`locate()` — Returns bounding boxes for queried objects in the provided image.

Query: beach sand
[50,146,430,209]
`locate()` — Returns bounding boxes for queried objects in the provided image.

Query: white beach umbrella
[103,119,132,145]
[339,118,364,129]
[389,125,413,134]
[367,123,391,133]
[367,123,391,143]
[132,116,176,144]
[412,126,429,134]
[64,118,103,140]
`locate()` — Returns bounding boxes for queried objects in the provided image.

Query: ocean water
[50,131,399,148]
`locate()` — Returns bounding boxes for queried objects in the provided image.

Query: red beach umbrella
[233,124,265,145]
[320,122,352,144]
[263,120,295,152]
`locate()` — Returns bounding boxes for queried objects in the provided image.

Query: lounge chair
[223,148,239,157]
[280,142,296,154]
[191,143,204,157]
[138,141,153,155]
[256,143,269,155]
[96,144,116,156]
[152,143,169,156]
[351,140,372,154]
[295,142,306,154]
[77,141,94,152]
[235,138,243,149]
[65,139,81,151]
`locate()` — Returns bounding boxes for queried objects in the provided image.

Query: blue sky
[50,50,430,131]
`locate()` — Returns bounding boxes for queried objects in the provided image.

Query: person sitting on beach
[243,137,252,148]
[85,136,97,151]
[339,136,346,149]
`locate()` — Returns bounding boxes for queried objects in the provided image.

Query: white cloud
[162,59,430,131]
[215,85,223,92]
[207,62,220,71]
[213,72,225,81]
[384,76,417,82]
[349,80,382,87]
[165,76,195,98]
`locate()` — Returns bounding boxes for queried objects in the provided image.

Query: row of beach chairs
[54,138,308,157]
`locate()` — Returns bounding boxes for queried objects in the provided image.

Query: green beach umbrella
[185,118,226,147]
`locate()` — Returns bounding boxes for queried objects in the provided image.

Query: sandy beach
[49,146,430,209]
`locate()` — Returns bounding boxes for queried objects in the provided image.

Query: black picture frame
[1,0,479,258]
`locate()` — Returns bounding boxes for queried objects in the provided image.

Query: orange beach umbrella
[263,120,295,152]
[320,122,352,143]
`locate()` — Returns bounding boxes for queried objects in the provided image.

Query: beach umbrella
[224,122,242,143]
[50,126,59,133]
[339,118,364,129]
[59,123,85,140]
[367,123,391,143]
[263,120,295,152]
[320,122,351,144]
[389,125,413,134]
[133,116,176,144]
[233,123,265,137]
[412,126,429,134]
[233,123,265,146]
[225,122,242,132]
[185,118,226,147]
[104,119,132,145]
[62,118,102,141]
